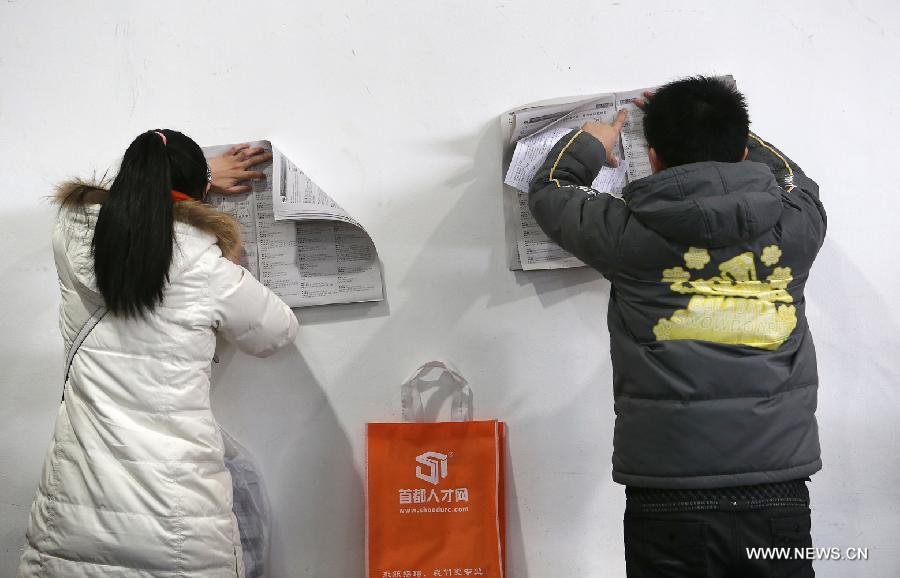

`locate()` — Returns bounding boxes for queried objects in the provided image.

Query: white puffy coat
[18,184,299,577]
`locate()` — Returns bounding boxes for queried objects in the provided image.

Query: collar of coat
[54,180,242,262]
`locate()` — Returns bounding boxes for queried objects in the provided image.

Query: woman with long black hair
[18,129,298,577]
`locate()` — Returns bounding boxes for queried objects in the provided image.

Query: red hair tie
[171,190,191,202]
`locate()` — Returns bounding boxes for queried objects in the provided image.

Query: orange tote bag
[367,361,506,578]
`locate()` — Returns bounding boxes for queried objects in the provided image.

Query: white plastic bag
[221,428,271,578]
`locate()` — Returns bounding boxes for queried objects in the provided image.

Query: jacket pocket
[768,510,814,578]
[624,515,709,577]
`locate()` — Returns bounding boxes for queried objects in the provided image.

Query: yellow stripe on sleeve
[749,133,795,192]
[548,129,585,188]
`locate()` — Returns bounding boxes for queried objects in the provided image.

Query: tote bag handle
[400,361,473,423]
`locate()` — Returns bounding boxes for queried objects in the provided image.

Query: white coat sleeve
[209,256,299,357]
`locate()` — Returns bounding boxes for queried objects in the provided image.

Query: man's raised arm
[528,110,631,276]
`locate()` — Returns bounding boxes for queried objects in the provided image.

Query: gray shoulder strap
[62,305,108,401]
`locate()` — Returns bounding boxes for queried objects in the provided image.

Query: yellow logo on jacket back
[653,245,796,350]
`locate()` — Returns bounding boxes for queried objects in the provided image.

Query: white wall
[1,1,898,576]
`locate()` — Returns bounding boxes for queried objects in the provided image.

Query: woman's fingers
[239,151,273,169]
[221,169,266,184]
[226,184,253,194]
[237,146,264,161]
[223,145,270,167]
[226,143,251,157]
[232,169,266,180]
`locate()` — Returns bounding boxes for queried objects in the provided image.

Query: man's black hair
[642,76,750,168]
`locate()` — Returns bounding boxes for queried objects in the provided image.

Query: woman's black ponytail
[92,129,208,317]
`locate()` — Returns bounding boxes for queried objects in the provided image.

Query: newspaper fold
[204,141,384,308]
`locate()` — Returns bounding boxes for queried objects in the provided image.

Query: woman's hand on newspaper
[208,144,272,196]
[582,109,628,167]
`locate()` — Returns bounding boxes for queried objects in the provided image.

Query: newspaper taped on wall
[499,76,735,271]
[204,141,384,307]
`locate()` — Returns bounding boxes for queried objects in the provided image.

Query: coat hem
[612,459,822,489]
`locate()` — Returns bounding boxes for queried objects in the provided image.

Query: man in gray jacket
[529,76,826,577]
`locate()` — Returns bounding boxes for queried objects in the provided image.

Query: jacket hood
[53,181,242,296]
[54,180,242,259]
[622,161,784,247]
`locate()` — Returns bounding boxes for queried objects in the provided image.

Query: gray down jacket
[529,129,827,489]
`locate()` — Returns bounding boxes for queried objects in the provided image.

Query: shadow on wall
[297,290,391,326]
[0,205,67,576]
[498,362,622,578]
[804,240,900,556]
[288,117,618,577]
[211,341,365,577]
[428,114,606,311]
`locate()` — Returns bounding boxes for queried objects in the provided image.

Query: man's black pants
[624,480,814,577]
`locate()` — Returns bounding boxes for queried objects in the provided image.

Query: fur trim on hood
[54,180,242,262]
